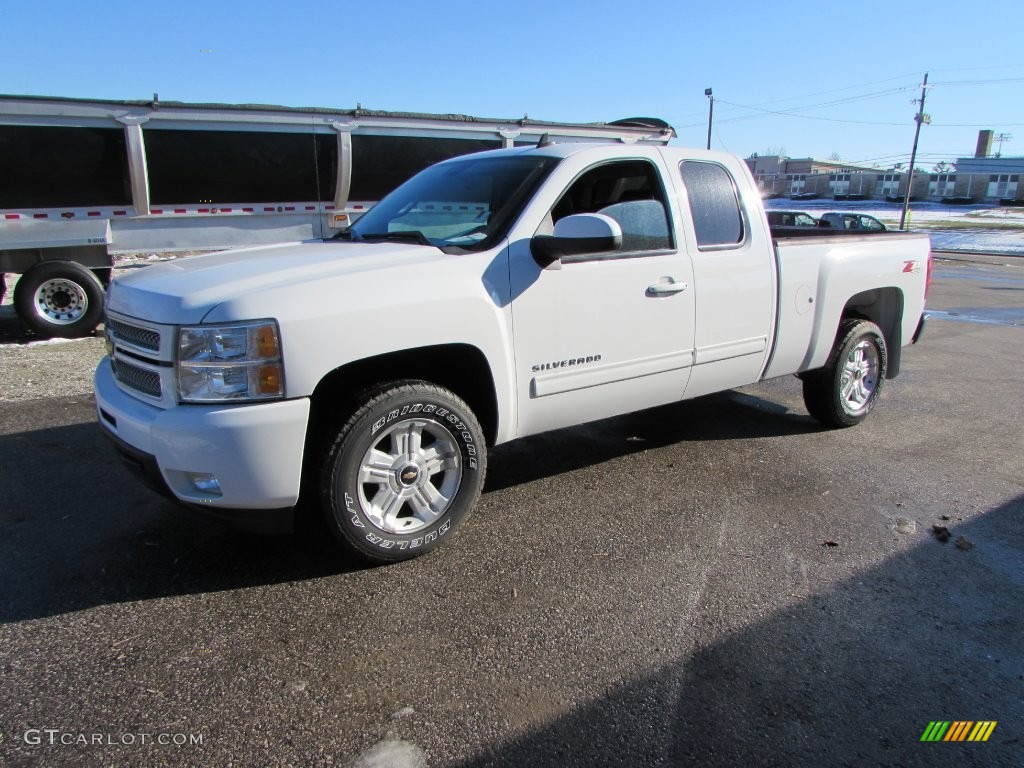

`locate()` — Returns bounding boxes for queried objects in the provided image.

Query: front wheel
[320,381,487,563]
[802,319,887,428]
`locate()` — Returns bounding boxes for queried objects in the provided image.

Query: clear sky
[4,0,1022,169]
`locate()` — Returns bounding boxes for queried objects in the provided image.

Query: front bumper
[95,358,310,528]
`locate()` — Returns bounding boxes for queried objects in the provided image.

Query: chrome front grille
[111,357,163,398]
[105,310,174,406]
[107,317,160,352]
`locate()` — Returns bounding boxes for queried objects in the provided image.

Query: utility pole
[705,88,714,150]
[900,72,930,230]
[994,132,1013,158]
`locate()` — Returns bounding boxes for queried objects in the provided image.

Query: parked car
[766,210,818,227]
[818,212,887,231]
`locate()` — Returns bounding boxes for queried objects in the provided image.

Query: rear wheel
[320,381,487,564]
[13,261,105,338]
[803,319,887,428]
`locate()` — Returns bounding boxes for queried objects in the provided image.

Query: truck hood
[106,240,448,324]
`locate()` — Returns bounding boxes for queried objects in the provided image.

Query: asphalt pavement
[0,258,1021,767]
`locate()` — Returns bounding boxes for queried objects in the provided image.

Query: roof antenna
[537,133,554,148]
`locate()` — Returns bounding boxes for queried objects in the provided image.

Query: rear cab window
[678,161,746,250]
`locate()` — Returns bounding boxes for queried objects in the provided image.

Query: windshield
[344,154,559,252]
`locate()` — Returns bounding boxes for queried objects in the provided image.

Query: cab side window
[679,161,745,249]
[550,160,673,253]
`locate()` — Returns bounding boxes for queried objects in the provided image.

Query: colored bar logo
[920,721,997,742]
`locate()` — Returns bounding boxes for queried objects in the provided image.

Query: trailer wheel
[320,380,487,564]
[13,261,105,338]
[803,319,887,428]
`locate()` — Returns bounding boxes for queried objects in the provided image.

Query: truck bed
[764,231,931,380]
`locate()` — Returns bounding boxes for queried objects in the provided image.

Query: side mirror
[531,213,622,267]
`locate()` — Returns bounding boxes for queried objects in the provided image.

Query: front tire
[320,381,487,564]
[13,261,105,338]
[803,319,887,428]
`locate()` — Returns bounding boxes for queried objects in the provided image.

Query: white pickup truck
[95,142,930,563]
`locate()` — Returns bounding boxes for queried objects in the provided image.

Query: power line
[930,77,1024,86]
[671,73,922,121]
[930,64,1023,74]
[713,99,908,126]
[675,71,1024,159]
[735,73,921,109]
[676,73,1023,129]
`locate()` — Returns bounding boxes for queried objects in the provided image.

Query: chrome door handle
[647,279,689,296]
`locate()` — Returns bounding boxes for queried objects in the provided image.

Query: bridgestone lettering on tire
[13,261,105,338]
[320,381,487,563]
[803,319,887,428]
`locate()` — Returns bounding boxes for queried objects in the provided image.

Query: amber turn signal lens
[255,364,283,395]
[254,325,280,358]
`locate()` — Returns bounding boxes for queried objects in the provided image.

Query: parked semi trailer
[0,94,673,336]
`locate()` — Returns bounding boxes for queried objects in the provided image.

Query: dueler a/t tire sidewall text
[320,381,486,563]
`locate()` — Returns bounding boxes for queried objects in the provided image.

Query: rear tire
[13,261,105,338]
[320,381,487,564]
[803,319,887,428]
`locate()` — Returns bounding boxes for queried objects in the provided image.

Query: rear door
[672,159,776,398]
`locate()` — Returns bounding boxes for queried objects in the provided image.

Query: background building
[745,131,1022,204]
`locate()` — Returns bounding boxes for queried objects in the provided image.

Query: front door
[509,157,696,438]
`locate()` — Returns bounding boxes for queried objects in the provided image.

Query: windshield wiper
[358,231,434,247]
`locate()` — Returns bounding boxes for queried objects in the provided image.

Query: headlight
[176,320,284,403]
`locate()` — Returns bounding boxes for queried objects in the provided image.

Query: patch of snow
[352,738,427,768]
[22,336,95,347]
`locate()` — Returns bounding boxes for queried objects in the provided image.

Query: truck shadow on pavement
[0,411,352,624]
[455,494,1024,768]
[1,386,819,624]
[485,387,819,494]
